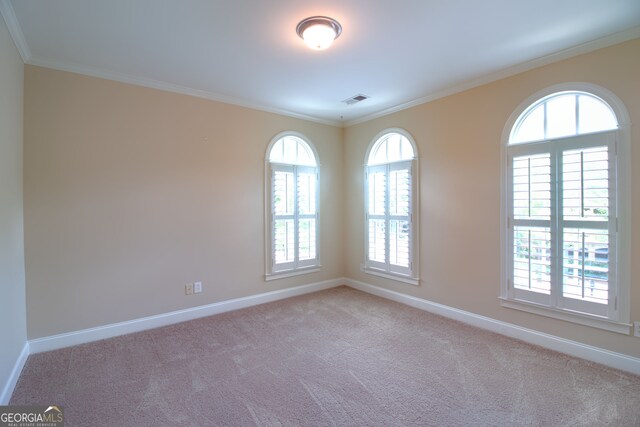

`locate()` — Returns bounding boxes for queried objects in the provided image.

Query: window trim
[500,83,631,334]
[363,128,420,285]
[264,131,321,281]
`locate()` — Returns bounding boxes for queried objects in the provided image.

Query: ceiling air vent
[342,94,370,105]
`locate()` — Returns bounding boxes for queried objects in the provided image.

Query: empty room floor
[10,286,640,426]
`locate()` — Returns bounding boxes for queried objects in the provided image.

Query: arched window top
[510,91,618,144]
[367,130,416,165]
[268,133,317,166]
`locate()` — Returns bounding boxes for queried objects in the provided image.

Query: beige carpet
[10,286,640,426]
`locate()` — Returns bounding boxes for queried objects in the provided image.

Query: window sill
[265,266,320,281]
[362,267,419,286]
[499,297,631,334]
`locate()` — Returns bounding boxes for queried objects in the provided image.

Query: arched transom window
[511,91,617,144]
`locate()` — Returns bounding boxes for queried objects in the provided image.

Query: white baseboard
[25,276,640,376]
[345,278,640,375]
[0,342,29,405]
[29,278,343,353]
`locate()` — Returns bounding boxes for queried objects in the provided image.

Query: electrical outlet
[185,283,193,295]
[194,281,202,294]
[634,321,640,338]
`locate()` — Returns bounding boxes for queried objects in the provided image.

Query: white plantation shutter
[271,164,319,273]
[389,162,412,275]
[297,166,317,266]
[365,160,413,277]
[272,165,295,270]
[367,164,386,268]
[507,131,617,319]
[510,150,552,305]
[558,142,615,317]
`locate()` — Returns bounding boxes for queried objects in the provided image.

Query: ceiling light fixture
[296,16,342,50]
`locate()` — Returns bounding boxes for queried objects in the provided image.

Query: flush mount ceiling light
[296,16,342,50]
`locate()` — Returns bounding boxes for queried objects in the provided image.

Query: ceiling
[2,0,640,126]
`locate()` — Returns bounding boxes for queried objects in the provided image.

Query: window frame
[363,128,420,286]
[500,83,631,334]
[265,132,320,280]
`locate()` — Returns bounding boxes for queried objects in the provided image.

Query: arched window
[503,87,630,331]
[364,130,418,284]
[265,133,319,279]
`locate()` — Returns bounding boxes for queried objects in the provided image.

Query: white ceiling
[2,0,640,126]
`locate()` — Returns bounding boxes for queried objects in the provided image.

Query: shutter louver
[513,154,551,221]
[562,228,609,304]
[562,147,609,222]
[513,226,551,293]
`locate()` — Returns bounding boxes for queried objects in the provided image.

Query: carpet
[10,286,640,426]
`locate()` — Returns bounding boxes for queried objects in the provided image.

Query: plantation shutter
[366,160,413,276]
[271,164,318,272]
[508,131,616,318]
[389,161,412,275]
[272,165,295,272]
[366,164,387,270]
[510,148,553,306]
[558,137,615,318]
[297,166,318,267]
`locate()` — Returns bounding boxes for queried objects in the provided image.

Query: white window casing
[265,133,320,280]
[364,129,419,285]
[501,84,631,334]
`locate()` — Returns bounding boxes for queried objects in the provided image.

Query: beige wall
[0,14,26,396]
[22,38,640,359]
[344,39,640,358]
[24,66,343,338]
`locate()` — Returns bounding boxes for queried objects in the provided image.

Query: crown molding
[26,56,342,128]
[0,0,31,62]
[7,1,638,130]
[345,26,640,127]
[3,0,338,126]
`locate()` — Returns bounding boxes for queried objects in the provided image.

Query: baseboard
[0,342,29,405]
[26,276,640,375]
[345,278,640,375]
[29,278,343,353]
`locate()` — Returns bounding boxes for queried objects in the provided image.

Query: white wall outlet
[194,281,202,294]
[185,283,193,295]
[634,321,640,338]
